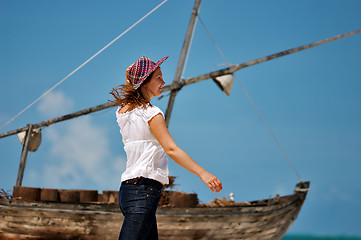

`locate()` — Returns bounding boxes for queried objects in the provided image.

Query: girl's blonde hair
[109,71,154,108]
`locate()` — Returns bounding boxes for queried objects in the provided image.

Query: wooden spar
[164,0,201,127]
[0,102,116,138]
[0,28,360,139]
[165,28,361,90]
[16,124,33,186]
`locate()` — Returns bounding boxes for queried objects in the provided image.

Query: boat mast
[164,0,201,127]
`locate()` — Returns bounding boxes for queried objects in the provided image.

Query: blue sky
[1,0,360,236]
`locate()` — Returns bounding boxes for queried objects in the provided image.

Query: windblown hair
[109,72,154,109]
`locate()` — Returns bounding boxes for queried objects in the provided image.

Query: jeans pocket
[119,184,162,215]
[145,187,162,211]
[147,186,161,196]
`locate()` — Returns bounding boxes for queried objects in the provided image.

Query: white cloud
[37,91,74,117]
[34,91,125,190]
[40,117,125,190]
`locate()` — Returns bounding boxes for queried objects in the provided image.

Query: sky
[1,0,361,236]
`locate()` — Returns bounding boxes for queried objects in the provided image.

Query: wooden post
[164,0,201,127]
[16,124,33,186]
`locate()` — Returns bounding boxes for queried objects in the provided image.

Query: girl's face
[141,67,165,101]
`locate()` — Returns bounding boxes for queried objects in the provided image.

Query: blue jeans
[118,179,163,240]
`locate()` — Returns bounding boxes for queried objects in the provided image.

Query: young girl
[110,56,223,240]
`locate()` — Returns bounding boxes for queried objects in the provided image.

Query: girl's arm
[149,114,223,193]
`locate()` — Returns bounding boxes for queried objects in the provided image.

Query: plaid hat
[126,56,168,90]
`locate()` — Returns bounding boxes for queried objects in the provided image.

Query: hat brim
[134,56,169,89]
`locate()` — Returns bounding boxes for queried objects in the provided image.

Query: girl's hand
[200,172,223,193]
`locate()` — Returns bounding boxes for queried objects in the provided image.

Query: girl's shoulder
[116,104,163,119]
[116,104,140,115]
[140,105,164,122]
[117,105,130,114]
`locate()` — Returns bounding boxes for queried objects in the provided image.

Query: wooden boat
[0,181,309,240]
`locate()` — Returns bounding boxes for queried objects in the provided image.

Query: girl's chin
[152,93,161,98]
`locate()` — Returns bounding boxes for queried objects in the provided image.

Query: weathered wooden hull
[0,182,309,240]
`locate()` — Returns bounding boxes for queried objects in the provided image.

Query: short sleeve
[142,106,164,122]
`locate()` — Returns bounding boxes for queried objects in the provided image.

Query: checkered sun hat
[126,56,168,90]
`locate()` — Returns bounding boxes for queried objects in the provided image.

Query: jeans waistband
[122,177,164,190]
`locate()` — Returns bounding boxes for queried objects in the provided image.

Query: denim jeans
[118,181,163,240]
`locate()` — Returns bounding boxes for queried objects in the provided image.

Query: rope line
[0,0,168,131]
[198,17,229,65]
[235,78,303,182]
[199,16,303,182]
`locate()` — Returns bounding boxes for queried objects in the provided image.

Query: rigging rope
[0,0,168,131]
[198,16,303,182]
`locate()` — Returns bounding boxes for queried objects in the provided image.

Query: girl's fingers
[209,182,215,192]
[209,179,222,193]
[201,173,223,193]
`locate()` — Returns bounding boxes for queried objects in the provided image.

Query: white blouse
[116,105,169,184]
